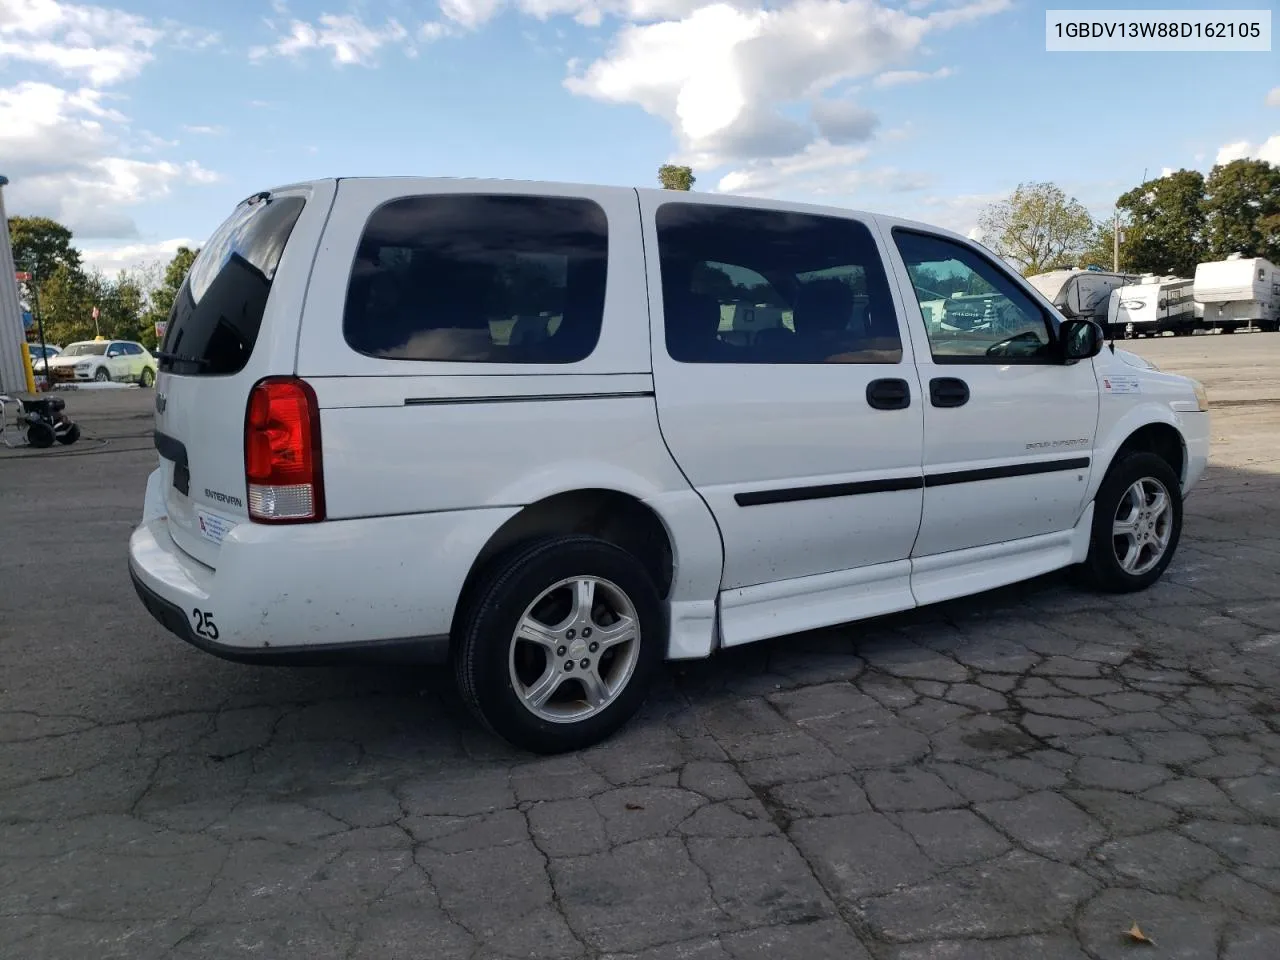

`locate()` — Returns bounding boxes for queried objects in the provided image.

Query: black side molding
[735,457,1092,506]
[735,476,923,507]
[925,457,1091,488]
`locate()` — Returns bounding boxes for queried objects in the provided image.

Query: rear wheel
[1081,452,1182,593]
[56,423,81,445]
[94,367,110,382]
[140,367,155,388]
[453,535,666,754]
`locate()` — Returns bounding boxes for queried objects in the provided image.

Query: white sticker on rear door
[196,509,236,546]
[1102,375,1141,394]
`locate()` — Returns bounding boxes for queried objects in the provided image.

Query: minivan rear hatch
[152,187,319,568]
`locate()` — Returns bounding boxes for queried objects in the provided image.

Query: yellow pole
[19,341,36,393]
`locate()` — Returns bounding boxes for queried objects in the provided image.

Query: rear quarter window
[342,194,609,364]
[159,195,307,376]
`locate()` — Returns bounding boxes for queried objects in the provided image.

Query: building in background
[0,175,32,393]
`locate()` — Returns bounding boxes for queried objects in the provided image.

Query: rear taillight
[244,377,324,523]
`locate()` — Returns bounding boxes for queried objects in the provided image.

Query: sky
[1,0,1277,275]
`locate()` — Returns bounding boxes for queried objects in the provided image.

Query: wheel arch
[450,487,678,641]
[1091,409,1187,502]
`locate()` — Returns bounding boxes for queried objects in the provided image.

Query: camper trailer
[1027,268,1138,334]
[1107,275,1199,338]
[1193,254,1279,333]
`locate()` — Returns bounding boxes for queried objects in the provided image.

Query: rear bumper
[129,467,520,665]
[128,560,450,666]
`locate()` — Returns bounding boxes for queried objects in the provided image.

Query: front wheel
[453,535,666,754]
[94,368,110,382]
[1081,452,1182,593]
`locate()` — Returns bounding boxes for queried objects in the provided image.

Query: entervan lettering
[204,489,244,508]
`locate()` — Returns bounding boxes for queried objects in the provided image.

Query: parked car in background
[27,343,62,369]
[43,339,157,386]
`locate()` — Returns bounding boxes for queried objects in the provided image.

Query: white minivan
[129,179,1210,753]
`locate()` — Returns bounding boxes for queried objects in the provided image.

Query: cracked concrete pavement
[2,334,1278,959]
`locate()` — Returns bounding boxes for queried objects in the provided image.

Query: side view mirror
[1060,318,1104,362]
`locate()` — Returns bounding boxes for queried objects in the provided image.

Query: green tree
[658,164,696,191]
[150,246,198,318]
[89,271,149,343]
[7,215,82,279]
[1202,159,1280,261]
[1115,169,1206,276]
[143,246,199,342]
[977,182,1095,275]
[37,263,95,345]
[1078,216,1120,271]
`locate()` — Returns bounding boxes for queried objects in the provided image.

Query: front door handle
[866,378,911,411]
[930,377,970,408]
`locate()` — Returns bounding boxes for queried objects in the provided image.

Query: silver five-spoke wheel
[1112,476,1173,576]
[508,576,640,724]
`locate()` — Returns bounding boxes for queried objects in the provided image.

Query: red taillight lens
[244,377,324,523]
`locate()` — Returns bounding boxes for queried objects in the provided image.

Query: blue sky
[1,0,1276,274]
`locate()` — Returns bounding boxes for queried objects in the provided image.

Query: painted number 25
[192,608,219,641]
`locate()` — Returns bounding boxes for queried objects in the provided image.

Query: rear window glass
[342,194,608,364]
[159,194,306,376]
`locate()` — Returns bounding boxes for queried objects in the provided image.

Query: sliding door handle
[866,378,911,411]
[929,377,970,408]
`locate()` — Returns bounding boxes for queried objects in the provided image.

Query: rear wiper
[156,350,210,367]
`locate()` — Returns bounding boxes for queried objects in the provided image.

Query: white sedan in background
[42,340,158,387]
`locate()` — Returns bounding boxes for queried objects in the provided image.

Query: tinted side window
[893,230,1055,362]
[655,203,901,364]
[160,195,307,376]
[343,195,608,364]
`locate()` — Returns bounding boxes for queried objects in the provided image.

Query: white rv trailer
[1026,268,1139,335]
[1107,275,1199,338]
[1193,254,1279,333]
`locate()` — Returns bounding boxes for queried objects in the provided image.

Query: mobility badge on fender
[155,392,167,414]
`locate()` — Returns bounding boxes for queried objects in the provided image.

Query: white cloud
[0,81,218,238]
[1160,166,1173,177]
[912,191,1006,235]
[1267,87,1280,108]
[811,98,879,143]
[0,0,169,86]
[1216,140,1252,165]
[79,237,196,274]
[1216,136,1280,166]
[440,0,507,29]
[565,0,1008,175]
[182,124,224,135]
[718,141,871,195]
[714,138,929,199]
[873,66,953,87]
[250,13,436,65]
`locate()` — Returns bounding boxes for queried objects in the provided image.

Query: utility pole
[0,174,32,394]
[1113,212,1120,273]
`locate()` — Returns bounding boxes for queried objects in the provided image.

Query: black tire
[27,421,55,449]
[140,367,155,388]
[1081,452,1182,593]
[94,367,110,382]
[56,423,81,445]
[453,535,666,754]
